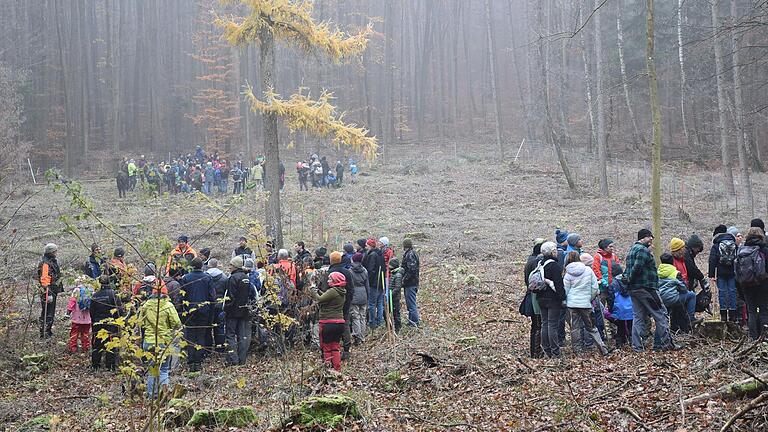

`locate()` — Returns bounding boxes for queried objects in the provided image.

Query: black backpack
[735,245,768,288]
[718,239,737,266]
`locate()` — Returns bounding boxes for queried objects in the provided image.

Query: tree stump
[285,394,360,429]
[695,320,743,340]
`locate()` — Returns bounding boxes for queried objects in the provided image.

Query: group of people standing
[36,233,421,398]
[521,218,768,359]
[295,154,358,190]
[115,147,282,197]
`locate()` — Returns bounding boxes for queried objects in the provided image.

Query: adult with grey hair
[38,243,63,339]
[535,242,566,358]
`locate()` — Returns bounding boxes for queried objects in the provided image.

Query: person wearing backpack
[67,277,94,353]
[91,275,123,370]
[658,253,695,333]
[521,239,545,358]
[709,225,739,322]
[736,227,768,340]
[533,242,566,358]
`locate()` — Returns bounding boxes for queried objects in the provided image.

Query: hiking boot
[341,350,350,361]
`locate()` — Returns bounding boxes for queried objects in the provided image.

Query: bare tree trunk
[711,0,736,196]
[537,0,575,190]
[617,0,645,150]
[594,0,608,195]
[730,0,754,215]
[259,27,282,247]
[578,0,596,154]
[677,0,696,154]
[484,0,504,158]
[557,0,571,147]
[507,0,534,141]
[647,0,662,261]
[384,0,395,149]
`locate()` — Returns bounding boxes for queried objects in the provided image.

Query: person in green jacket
[311,272,347,371]
[138,285,181,398]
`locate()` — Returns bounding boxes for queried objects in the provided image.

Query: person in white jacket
[564,252,610,356]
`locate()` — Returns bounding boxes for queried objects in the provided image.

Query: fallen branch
[720,392,768,432]
[387,406,478,429]
[617,406,649,430]
[516,356,536,372]
[684,372,768,406]
[484,318,516,324]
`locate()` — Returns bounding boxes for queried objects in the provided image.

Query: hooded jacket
[139,295,181,346]
[350,263,369,305]
[206,268,227,307]
[709,233,736,279]
[312,284,346,320]
[658,263,688,307]
[180,270,214,325]
[329,263,354,318]
[91,285,123,325]
[564,262,598,309]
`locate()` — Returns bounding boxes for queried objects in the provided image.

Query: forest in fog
[1,0,768,176]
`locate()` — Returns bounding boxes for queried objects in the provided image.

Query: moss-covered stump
[286,395,360,429]
[163,399,194,428]
[186,406,256,428]
[696,320,743,340]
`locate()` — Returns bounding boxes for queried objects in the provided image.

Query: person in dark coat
[180,258,214,372]
[90,275,123,370]
[401,238,421,327]
[84,243,106,279]
[224,256,253,365]
[709,225,738,322]
[363,238,385,328]
[328,251,354,360]
[535,242,566,358]
[521,239,545,358]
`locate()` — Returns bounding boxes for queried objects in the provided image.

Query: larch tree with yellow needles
[217,0,377,247]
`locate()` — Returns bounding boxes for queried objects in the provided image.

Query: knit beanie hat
[366,238,377,248]
[669,237,685,252]
[379,237,390,246]
[597,238,614,251]
[44,243,58,254]
[352,252,364,263]
[533,238,545,246]
[389,258,400,269]
[114,247,125,258]
[190,257,204,270]
[403,238,413,249]
[567,233,581,247]
[328,272,346,287]
[343,243,355,253]
[727,226,740,237]
[579,253,594,267]
[750,218,765,231]
[637,229,653,241]
[357,238,367,249]
[230,255,245,269]
[713,224,727,237]
[687,234,704,250]
[144,262,157,276]
[315,247,327,257]
[330,251,343,265]
[555,229,569,244]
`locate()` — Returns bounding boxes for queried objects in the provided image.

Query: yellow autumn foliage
[244,86,378,161]
[218,0,372,62]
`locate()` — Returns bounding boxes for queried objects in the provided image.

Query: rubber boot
[719,309,728,322]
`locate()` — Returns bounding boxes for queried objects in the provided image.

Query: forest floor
[1,140,768,431]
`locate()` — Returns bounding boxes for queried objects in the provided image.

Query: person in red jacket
[593,239,620,295]
[378,237,394,279]
[274,249,297,286]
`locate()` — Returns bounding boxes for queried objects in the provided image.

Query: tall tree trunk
[507,0,534,141]
[537,0,575,190]
[259,27,282,247]
[54,0,75,176]
[484,0,504,158]
[594,0,608,195]
[711,0,736,195]
[578,0,596,154]
[617,0,645,150]
[384,0,395,150]
[677,0,695,154]
[647,0,662,261]
[730,0,754,215]
[557,0,570,147]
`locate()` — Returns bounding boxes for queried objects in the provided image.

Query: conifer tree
[217,0,377,247]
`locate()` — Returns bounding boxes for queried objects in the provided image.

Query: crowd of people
[36,234,420,398]
[115,146,360,197]
[520,218,768,359]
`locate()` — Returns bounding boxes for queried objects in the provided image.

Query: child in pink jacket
[67,278,93,353]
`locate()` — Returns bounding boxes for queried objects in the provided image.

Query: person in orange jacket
[166,235,197,276]
[593,239,621,296]
[38,243,63,339]
[274,249,297,286]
